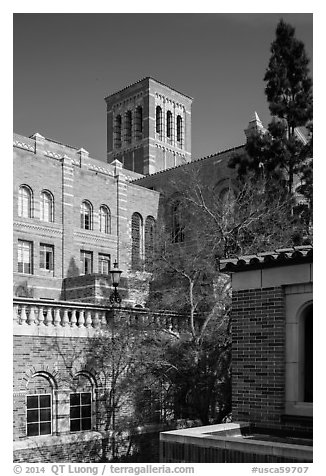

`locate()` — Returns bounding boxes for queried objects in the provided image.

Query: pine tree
[264,19,313,136]
[229,18,313,201]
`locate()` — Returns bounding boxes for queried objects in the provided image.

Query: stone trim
[14,221,63,236]
[13,431,102,451]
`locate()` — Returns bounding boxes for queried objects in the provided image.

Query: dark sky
[13,13,313,161]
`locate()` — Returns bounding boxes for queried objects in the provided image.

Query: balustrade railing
[13,298,110,330]
[13,298,183,333]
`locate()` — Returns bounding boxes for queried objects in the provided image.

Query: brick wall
[13,301,183,463]
[231,286,312,435]
[105,77,192,175]
[13,332,133,461]
[13,135,159,303]
[14,437,102,463]
[133,144,243,195]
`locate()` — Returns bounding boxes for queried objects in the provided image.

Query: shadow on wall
[14,280,34,298]
[67,257,80,278]
[60,257,80,300]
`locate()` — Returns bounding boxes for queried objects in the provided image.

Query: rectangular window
[18,240,33,274]
[98,253,111,275]
[70,392,92,432]
[40,244,54,271]
[26,394,52,436]
[80,250,93,275]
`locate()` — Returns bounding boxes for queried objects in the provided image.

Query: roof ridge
[104,76,193,101]
[131,144,245,182]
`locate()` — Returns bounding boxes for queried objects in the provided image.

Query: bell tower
[105,77,192,175]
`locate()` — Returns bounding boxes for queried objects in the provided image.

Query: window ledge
[13,430,102,451]
[284,402,313,418]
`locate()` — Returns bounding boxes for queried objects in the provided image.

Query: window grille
[98,253,110,275]
[177,115,183,146]
[18,185,32,218]
[70,393,92,432]
[145,216,156,269]
[40,191,54,222]
[80,250,93,274]
[40,244,54,271]
[18,240,33,274]
[26,394,51,436]
[166,111,173,139]
[131,212,143,270]
[125,110,132,144]
[135,106,143,140]
[80,201,92,230]
[99,205,111,234]
[156,106,163,137]
[114,115,122,149]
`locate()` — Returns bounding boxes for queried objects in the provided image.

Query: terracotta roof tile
[219,246,312,272]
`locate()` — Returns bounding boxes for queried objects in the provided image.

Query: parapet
[13,132,145,182]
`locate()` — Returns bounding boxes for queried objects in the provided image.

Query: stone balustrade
[13,298,183,337]
[14,299,109,328]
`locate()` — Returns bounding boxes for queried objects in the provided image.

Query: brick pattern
[231,286,311,435]
[232,287,285,426]
[105,78,192,174]
[14,439,102,463]
[13,137,159,303]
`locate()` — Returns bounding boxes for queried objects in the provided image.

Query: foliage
[86,316,167,460]
[229,119,312,196]
[144,162,304,428]
[229,18,312,239]
[74,19,313,458]
[264,19,312,133]
[164,312,232,425]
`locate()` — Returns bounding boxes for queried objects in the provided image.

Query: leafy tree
[86,315,169,461]
[144,164,303,426]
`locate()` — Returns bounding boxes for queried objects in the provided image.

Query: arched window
[131,212,143,270]
[99,205,111,234]
[166,111,173,139]
[18,185,32,218]
[156,106,163,137]
[135,106,143,140]
[80,201,92,230]
[215,181,236,216]
[219,187,235,211]
[303,303,313,402]
[220,187,234,203]
[177,115,183,145]
[40,190,54,222]
[125,110,132,144]
[26,372,55,437]
[145,216,156,269]
[171,200,184,243]
[114,114,122,148]
[70,373,94,432]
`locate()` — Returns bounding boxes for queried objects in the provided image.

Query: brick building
[14,77,242,305]
[13,77,312,463]
[105,77,192,175]
[160,247,313,462]
[13,77,243,462]
[13,131,160,306]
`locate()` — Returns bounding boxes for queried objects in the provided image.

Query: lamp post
[109,259,122,305]
[108,259,122,460]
